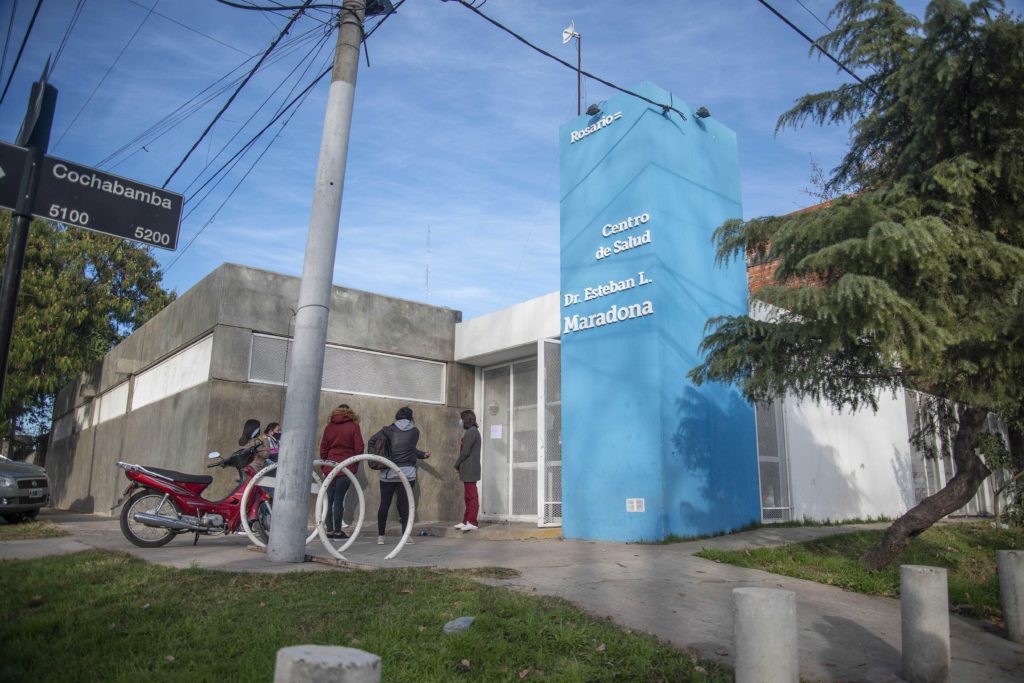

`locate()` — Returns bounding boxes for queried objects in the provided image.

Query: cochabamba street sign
[0,140,182,250]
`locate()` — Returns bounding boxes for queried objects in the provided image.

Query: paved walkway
[4,511,1022,682]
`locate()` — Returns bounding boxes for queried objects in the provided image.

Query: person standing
[453,409,481,532]
[369,406,430,545]
[263,422,281,464]
[319,404,363,539]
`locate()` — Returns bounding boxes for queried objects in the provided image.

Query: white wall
[783,390,916,521]
[455,291,561,365]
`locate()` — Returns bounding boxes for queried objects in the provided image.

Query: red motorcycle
[114,420,272,548]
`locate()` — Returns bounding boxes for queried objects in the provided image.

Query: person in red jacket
[319,404,364,539]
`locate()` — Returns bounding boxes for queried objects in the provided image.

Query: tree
[688,0,1024,569]
[0,211,174,456]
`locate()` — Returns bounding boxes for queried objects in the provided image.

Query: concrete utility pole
[268,0,366,564]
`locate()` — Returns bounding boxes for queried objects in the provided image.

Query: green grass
[696,522,1024,622]
[0,519,66,541]
[0,550,729,682]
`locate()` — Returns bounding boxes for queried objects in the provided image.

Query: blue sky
[2,0,1015,320]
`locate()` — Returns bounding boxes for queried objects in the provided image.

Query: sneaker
[462,523,478,532]
[340,521,350,529]
[336,530,348,539]
[377,536,385,545]
[454,523,467,530]
[403,538,415,545]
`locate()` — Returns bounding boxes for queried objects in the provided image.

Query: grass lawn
[0,519,66,541]
[696,522,1024,622]
[0,550,729,682]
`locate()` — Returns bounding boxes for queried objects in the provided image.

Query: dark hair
[337,404,349,410]
[264,422,280,435]
[395,406,413,421]
[460,410,477,427]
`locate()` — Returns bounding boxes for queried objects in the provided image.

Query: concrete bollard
[997,550,1024,643]
[900,565,950,683]
[732,587,798,683]
[274,645,381,683]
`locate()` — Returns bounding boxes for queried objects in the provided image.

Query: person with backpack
[318,404,364,539]
[453,409,481,532]
[368,406,430,545]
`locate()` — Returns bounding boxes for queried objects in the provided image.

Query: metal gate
[479,340,562,527]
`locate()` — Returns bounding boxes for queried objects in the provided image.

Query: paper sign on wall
[490,425,503,439]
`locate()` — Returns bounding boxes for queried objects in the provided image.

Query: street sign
[0,141,182,251]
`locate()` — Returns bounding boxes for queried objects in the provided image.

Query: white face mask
[458,419,464,428]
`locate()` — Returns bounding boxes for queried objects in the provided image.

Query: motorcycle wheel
[120,490,179,548]
[252,501,271,544]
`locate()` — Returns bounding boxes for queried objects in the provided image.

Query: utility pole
[0,69,57,412]
[267,0,366,563]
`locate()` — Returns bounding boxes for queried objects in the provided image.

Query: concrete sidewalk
[5,511,1023,682]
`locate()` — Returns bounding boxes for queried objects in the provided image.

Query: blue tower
[559,82,760,541]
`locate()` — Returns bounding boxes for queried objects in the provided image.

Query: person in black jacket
[453,409,481,532]
[368,406,430,545]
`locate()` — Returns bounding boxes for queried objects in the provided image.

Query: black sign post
[0,75,56,411]
[0,75,184,411]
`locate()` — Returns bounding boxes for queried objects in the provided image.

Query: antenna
[561,20,582,115]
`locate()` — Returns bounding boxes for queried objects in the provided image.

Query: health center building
[46,83,1000,541]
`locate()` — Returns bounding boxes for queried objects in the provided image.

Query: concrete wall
[47,263,474,523]
[783,390,916,521]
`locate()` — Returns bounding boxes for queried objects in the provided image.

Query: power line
[183,62,331,212]
[217,0,342,10]
[51,0,88,75]
[123,0,254,57]
[793,0,832,33]
[0,0,19,86]
[181,24,334,198]
[442,0,688,121]
[163,62,326,274]
[162,0,314,188]
[756,0,874,93]
[0,0,43,107]
[52,0,157,151]
[95,23,325,170]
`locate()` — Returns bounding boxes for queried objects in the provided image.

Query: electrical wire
[793,0,832,33]
[163,59,327,274]
[217,0,342,11]
[0,0,43,107]
[0,0,18,89]
[442,0,688,120]
[756,0,874,92]
[96,23,325,169]
[181,24,334,198]
[162,0,314,188]
[50,0,87,75]
[51,0,157,151]
[123,0,254,57]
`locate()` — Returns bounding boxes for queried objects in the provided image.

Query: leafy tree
[0,211,174,456]
[689,0,1024,569]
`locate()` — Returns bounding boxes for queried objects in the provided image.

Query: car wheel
[22,509,39,521]
[2,513,25,524]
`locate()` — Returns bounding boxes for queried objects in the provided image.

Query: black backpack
[367,427,392,470]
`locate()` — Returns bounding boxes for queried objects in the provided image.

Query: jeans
[325,473,352,533]
[378,480,412,536]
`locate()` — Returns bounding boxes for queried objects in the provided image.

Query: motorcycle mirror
[239,418,261,446]
[207,451,220,460]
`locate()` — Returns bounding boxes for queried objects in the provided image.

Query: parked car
[0,454,49,523]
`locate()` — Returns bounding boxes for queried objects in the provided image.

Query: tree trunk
[860,405,991,571]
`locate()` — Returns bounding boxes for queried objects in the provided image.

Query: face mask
[273,432,281,440]
[458,419,464,428]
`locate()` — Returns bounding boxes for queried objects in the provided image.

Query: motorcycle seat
[145,467,214,485]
